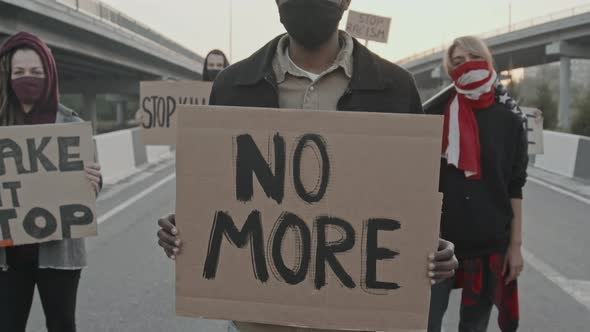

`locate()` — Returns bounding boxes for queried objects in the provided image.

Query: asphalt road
[25,160,590,331]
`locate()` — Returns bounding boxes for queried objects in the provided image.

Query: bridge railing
[55,0,202,62]
[397,3,590,65]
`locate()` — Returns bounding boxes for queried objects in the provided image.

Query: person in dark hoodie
[134,49,229,125]
[425,36,527,332]
[156,1,459,331]
[0,32,102,332]
[202,49,230,82]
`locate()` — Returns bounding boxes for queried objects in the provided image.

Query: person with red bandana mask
[0,32,102,332]
[425,36,528,332]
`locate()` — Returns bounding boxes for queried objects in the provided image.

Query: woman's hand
[135,109,146,126]
[503,243,524,284]
[85,163,102,195]
[429,239,459,285]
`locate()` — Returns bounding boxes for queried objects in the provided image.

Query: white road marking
[96,166,590,317]
[525,176,590,311]
[97,158,175,202]
[567,280,590,309]
[97,173,176,225]
[528,177,590,206]
[522,248,590,311]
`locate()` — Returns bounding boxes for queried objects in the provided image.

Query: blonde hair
[443,36,494,76]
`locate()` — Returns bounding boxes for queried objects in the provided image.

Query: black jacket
[428,98,528,258]
[209,34,423,115]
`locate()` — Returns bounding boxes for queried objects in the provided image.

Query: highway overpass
[400,5,590,128]
[0,0,204,130]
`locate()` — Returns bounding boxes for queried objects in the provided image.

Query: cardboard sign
[346,10,392,43]
[0,122,96,247]
[139,80,213,145]
[521,107,544,155]
[175,106,444,331]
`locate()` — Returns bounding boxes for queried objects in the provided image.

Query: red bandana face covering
[442,60,497,180]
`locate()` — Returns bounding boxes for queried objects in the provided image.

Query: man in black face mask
[157,1,458,331]
[202,49,230,82]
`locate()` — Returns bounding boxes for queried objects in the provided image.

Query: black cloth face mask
[279,0,345,50]
[205,70,222,82]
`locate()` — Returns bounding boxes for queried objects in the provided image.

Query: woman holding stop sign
[0,32,102,332]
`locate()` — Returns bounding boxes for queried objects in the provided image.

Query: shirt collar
[272,31,354,84]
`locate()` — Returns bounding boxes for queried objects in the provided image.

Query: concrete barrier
[94,129,136,183]
[130,128,148,166]
[575,136,590,180]
[94,127,172,184]
[534,131,589,180]
[534,131,580,178]
[95,127,588,184]
[147,146,172,164]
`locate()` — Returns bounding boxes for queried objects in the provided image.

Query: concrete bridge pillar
[431,65,452,89]
[546,41,590,129]
[115,100,127,129]
[82,93,98,134]
[559,56,572,129]
[104,94,129,130]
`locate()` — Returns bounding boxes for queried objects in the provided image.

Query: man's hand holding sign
[157,105,458,331]
[160,216,457,285]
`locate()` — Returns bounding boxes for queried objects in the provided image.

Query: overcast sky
[100,0,590,63]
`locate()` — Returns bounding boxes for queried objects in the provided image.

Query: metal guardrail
[397,3,590,65]
[55,0,202,62]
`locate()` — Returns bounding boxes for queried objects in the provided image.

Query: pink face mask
[11,76,45,105]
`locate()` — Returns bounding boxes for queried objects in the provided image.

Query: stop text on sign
[345,10,392,43]
[0,127,95,246]
[142,95,208,129]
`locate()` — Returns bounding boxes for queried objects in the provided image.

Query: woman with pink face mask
[426,36,528,332]
[0,32,102,332]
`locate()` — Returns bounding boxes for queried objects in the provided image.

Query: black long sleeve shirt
[433,101,529,258]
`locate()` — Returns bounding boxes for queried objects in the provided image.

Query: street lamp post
[509,1,512,32]
[229,0,233,63]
